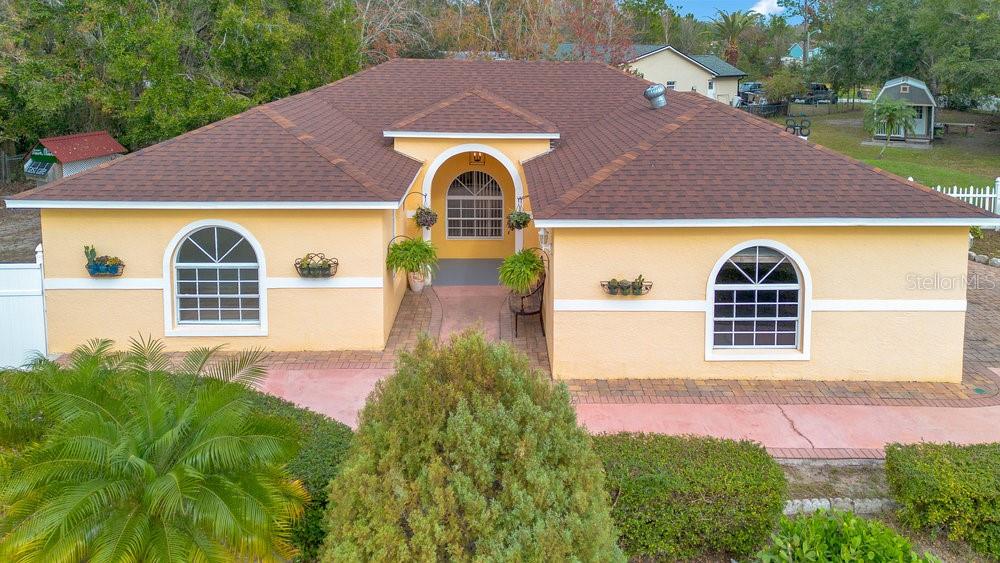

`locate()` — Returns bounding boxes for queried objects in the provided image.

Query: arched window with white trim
[712,246,801,348]
[446,170,503,239]
[174,226,260,324]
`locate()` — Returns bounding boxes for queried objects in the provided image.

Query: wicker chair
[508,272,545,338]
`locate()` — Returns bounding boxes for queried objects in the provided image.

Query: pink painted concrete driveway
[575,401,1000,458]
[261,367,391,429]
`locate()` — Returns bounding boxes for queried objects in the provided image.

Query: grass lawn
[770,105,1000,188]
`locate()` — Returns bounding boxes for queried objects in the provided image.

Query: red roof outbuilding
[38,131,126,164]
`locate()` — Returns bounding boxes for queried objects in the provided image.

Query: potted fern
[498,249,545,295]
[506,210,532,232]
[386,238,438,293]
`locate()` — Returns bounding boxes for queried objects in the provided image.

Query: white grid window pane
[712,246,801,349]
[175,226,260,325]
[446,171,503,239]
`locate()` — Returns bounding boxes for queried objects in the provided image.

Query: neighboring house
[6,59,996,383]
[23,131,126,185]
[873,77,937,142]
[554,43,746,105]
[781,42,823,66]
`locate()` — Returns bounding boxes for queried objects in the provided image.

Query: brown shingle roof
[39,131,125,163]
[387,89,558,134]
[9,58,994,221]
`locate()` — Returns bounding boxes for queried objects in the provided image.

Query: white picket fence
[921,177,1000,215]
[0,245,47,368]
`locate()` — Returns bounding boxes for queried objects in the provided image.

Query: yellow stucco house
[6,59,997,383]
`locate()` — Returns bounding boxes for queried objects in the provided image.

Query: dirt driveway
[0,182,40,263]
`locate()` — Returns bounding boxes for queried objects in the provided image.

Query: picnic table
[940,122,976,136]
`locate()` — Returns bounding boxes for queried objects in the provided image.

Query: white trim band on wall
[554,298,967,313]
[44,276,385,290]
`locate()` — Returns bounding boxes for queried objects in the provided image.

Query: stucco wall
[41,208,396,352]
[549,226,969,382]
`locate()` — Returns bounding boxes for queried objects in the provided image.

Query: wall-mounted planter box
[86,263,125,277]
[600,279,652,296]
[295,253,338,278]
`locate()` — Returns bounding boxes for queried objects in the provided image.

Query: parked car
[795,83,838,104]
[739,81,764,104]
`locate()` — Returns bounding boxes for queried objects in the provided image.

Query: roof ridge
[705,101,993,217]
[466,89,558,131]
[257,102,399,201]
[543,99,715,217]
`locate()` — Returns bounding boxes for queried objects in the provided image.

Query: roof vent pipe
[643,84,667,109]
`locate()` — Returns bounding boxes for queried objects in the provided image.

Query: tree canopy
[0,0,360,151]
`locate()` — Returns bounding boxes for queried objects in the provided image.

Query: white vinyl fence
[0,245,47,368]
[923,177,1000,215]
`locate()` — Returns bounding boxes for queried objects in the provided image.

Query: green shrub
[758,510,938,562]
[886,442,1000,557]
[248,392,353,562]
[592,433,786,560]
[321,331,623,561]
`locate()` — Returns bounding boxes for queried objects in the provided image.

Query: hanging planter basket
[414,206,438,229]
[86,262,125,277]
[601,277,652,296]
[507,210,532,232]
[294,253,338,278]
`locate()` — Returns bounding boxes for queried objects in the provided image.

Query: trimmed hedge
[592,433,786,560]
[886,442,1000,558]
[247,391,353,562]
[758,510,937,562]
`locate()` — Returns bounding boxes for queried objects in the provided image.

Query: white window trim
[445,171,505,240]
[162,219,268,337]
[705,240,812,361]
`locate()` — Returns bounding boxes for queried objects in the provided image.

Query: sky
[678,0,787,20]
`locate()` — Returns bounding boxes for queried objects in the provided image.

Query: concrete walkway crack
[777,405,816,449]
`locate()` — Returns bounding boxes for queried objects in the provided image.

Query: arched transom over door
[174,226,260,324]
[712,245,801,349]
[446,170,504,239]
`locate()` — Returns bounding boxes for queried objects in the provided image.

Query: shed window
[900,84,910,93]
[174,226,260,324]
[446,171,503,239]
[712,246,801,348]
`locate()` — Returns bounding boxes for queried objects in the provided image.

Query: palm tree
[0,338,307,562]
[864,98,917,157]
[712,10,759,65]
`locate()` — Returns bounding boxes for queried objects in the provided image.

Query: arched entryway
[416,144,536,285]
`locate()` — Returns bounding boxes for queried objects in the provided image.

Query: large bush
[321,331,623,561]
[758,510,937,562]
[592,433,786,560]
[886,442,1000,557]
[248,392,352,561]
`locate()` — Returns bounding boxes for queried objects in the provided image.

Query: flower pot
[606,283,619,295]
[407,271,427,293]
[618,282,632,296]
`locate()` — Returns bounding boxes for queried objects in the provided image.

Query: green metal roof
[688,55,747,77]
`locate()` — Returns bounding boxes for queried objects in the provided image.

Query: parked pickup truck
[795,83,838,104]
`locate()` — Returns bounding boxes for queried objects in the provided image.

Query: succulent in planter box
[414,206,438,229]
[506,210,532,232]
[617,278,633,296]
[632,274,646,295]
[83,246,125,276]
[606,279,619,295]
[295,253,337,277]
